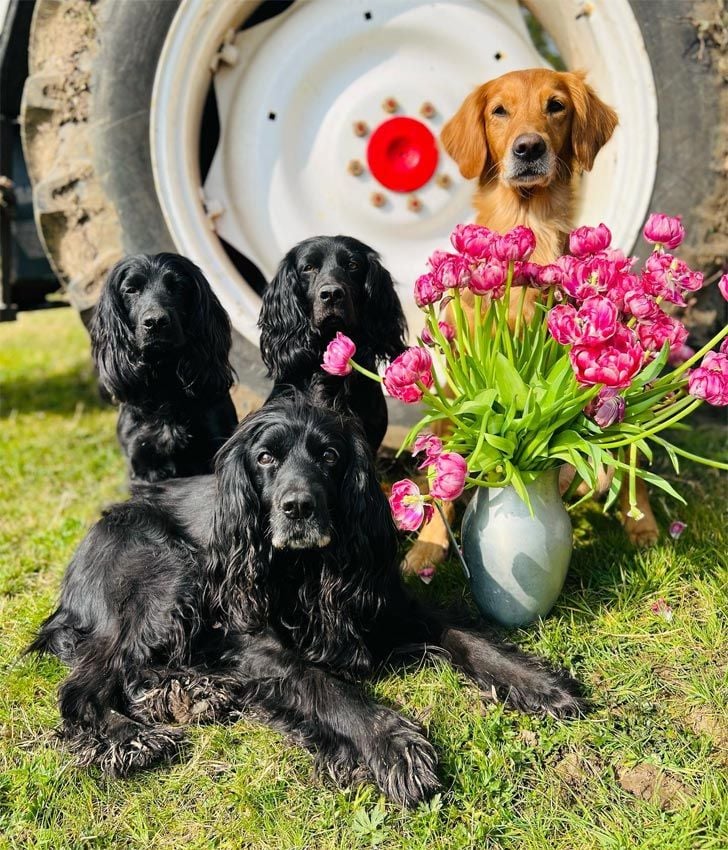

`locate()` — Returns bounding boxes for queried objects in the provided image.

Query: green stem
[651,435,728,471]
[598,397,701,449]
[513,283,528,341]
[425,305,469,395]
[349,360,381,382]
[656,325,728,384]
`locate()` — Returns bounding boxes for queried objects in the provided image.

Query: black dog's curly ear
[207,419,271,632]
[360,252,408,363]
[337,422,399,591]
[172,256,234,397]
[258,254,316,381]
[90,257,142,402]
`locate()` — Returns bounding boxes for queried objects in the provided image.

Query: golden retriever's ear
[564,71,618,172]
[441,85,489,180]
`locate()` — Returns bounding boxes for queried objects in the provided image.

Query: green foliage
[1,309,727,850]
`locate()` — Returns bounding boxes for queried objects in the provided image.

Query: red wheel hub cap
[366,116,439,193]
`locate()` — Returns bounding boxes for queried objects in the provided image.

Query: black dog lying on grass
[258,235,407,452]
[30,396,584,806]
[91,253,237,482]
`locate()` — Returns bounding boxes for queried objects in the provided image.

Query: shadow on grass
[1,362,110,418]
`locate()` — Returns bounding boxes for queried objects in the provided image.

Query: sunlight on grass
[0,309,726,849]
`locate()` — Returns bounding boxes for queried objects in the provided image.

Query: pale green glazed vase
[460,468,573,627]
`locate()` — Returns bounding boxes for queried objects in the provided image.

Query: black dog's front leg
[227,632,440,807]
[374,596,585,718]
[440,626,586,717]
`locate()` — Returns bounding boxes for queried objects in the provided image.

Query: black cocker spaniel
[258,235,407,452]
[91,253,237,482]
[30,396,584,806]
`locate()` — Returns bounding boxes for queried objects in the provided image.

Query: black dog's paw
[59,711,186,777]
[367,712,441,807]
[502,666,587,719]
[129,673,244,725]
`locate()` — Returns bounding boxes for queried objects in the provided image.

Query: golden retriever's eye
[547,99,565,114]
[257,451,275,466]
[322,448,339,465]
[492,105,508,117]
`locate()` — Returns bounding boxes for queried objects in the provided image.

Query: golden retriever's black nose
[281,492,315,520]
[512,133,547,162]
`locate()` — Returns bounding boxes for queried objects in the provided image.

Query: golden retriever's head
[441,69,618,189]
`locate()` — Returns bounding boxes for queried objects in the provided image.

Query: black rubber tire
[21,0,725,394]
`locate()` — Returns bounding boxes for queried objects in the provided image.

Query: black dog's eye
[122,280,140,294]
[492,105,508,117]
[257,451,275,466]
[302,264,315,273]
[348,260,359,271]
[322,448,339,465]
[547,99,565,114]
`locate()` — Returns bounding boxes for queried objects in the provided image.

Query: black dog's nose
[512,133,547,162]
[142,312,170,331]
[319,285,345,305]
[281,492,315,520]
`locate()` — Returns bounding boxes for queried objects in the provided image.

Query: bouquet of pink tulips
[322,214,728,531]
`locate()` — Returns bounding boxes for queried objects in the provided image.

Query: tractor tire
[20,0,726,400]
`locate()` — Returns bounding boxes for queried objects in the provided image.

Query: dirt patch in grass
[617,763,692,810]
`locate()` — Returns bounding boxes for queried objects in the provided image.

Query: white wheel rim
[151,0,658,348]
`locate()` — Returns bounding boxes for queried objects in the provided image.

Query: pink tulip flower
[414,273,443,308]
[383,347,434,403]
[389,480,434,531]
[450,223,495,259]
[547,296,618,345]
[421,321,455,347]
[569,222,612,258]
[721,337,728,356]
[513,261,543,288]
[537,263,565,288]
[643,213,685,249]
[547,304,579,345]
[623,288,660,320]
[321,332,356,376]
[637,313,688,355]
[429,252,471,290]
[492,225,536,262]
[429,452,468,500]
[469,258,508,296]
[688,351,728,406]
[719,273,728,302]
[570,325,643,389]
[411,432,443,468]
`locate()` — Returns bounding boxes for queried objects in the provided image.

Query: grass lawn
[1,307,726,850]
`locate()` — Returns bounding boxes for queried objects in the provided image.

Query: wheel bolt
[382,97,398,114]
[347,159,364,176]
[353,120,369,137]
[435,173,452,189]
[407,195,423,213]
[370,192,387,208]
[420,101,436,119]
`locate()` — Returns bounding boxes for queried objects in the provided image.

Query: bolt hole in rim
[151,0,657,347]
